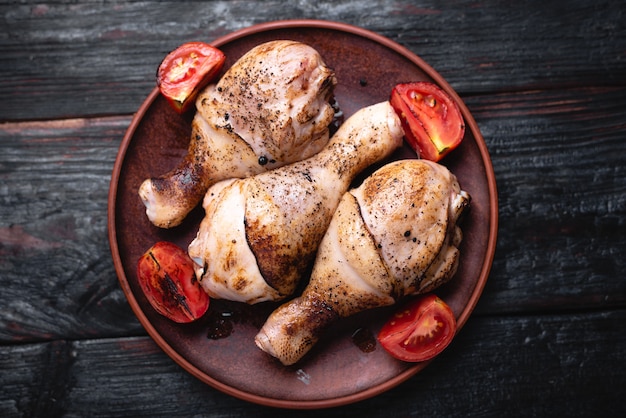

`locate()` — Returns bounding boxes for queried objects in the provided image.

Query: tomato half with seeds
[157,42,226,113]
[378,294,457,362]
[390,82,465,162]
[136,241,209,323]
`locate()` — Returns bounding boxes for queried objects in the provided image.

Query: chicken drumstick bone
[255,159,471,365]
[188,102,404,304]
[139,40,337,228]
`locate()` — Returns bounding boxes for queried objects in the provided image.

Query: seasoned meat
[255,159,470,365]
[187,102,404,304]
[139,40,337,228]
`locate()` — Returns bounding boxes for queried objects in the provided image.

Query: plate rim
[108,18,498,409]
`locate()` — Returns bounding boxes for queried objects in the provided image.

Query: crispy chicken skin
[255,159,471,365]
[187,102,404,304]
[139,40,337,228]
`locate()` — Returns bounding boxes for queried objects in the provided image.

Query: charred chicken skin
[139,40,337,228]
[187,102,404,304]
[255,159,471,365]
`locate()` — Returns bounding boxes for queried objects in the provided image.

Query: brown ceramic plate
[108,20,498,409]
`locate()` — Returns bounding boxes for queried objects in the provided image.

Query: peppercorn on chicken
[187,102,404,304]
[255,159,471,365]
[139,40,337,228]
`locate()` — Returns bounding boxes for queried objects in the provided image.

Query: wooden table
[1,1,624,416]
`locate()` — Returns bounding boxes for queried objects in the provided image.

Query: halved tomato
[136,241,209,323]
[157,42,226,113]
[378,294,457,362]
[390,82,465,162]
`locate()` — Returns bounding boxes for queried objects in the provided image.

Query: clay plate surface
[108,20,498,409]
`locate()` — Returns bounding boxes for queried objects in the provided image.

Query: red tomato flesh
[157,42,225,113]
[136,241,209,323]
[390,82,465,162]
[378,294,457,362]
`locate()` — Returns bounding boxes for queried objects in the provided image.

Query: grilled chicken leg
[139,40,337,228]
[188,102,404,304]
[255,159,471,365]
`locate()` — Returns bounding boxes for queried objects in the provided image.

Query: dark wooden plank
[1,311,624,416]
[1,0,625,121]
[0,1,624,416]
[468,86,626,314]
[1,86,624,343]
[0,116,144,342]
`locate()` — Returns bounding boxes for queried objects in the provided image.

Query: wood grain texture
[2,88,623,342]
[0,117,143,342]
[468,86,626,314]
[1,311,624,416]
[1,0,625,416]
[1,1,625,121]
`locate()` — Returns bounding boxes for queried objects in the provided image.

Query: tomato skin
[157,42,226,113]
[136,241,209,323]
[378,294,457,362]
[390,82,465,162]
